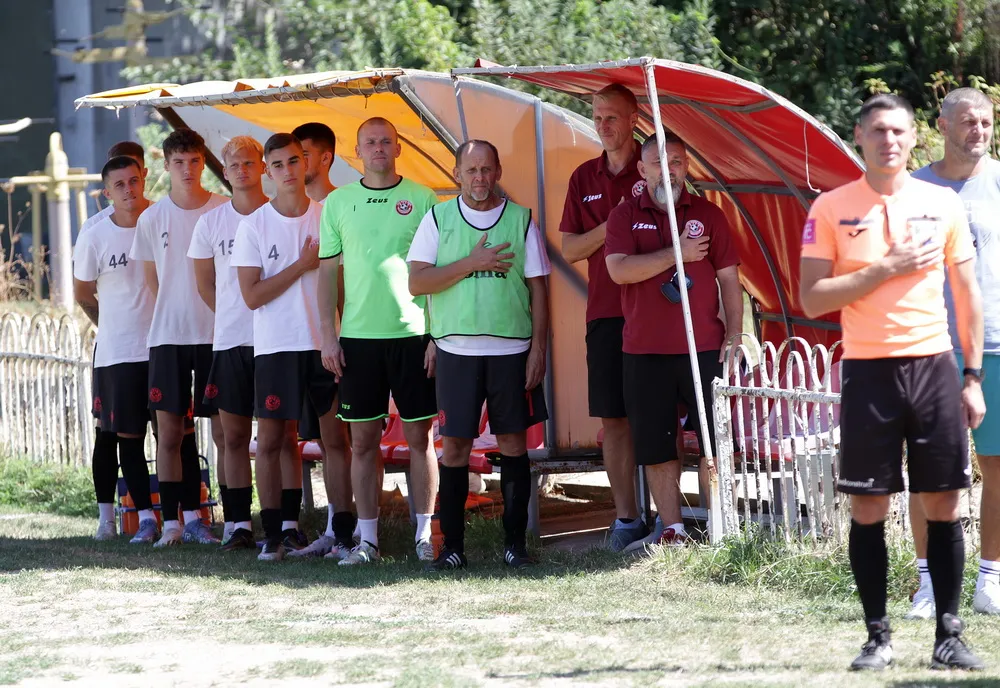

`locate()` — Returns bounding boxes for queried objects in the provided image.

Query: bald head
[356,117,401,175]
[357,117,398,144]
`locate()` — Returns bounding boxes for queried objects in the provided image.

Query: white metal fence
[0,311,95,465]
[0,311,216,469]
[712,334,979,546]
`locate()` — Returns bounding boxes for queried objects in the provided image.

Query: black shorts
[435,348,548,439]
[338,336,437,423]
[838,352,971,495]
[255,350,338,422]
[148,344,215,417]
[93,362,152,435]
[623,351,721,466]
[204,346,255,418]
[298,395,322,441]
[586,317,627,419]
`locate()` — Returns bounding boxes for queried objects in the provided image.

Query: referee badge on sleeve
[802,218,817,245]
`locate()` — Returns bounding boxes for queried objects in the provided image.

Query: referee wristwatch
[964,367,984,382]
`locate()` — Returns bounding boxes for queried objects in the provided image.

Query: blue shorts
[956,352,1000,456]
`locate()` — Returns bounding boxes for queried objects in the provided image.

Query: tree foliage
[123,0,1000,143]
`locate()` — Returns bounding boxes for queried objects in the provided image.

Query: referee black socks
[849,519,888,622]
[117,436,152,511]
[927,519,965,640]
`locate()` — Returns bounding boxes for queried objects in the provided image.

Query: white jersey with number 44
[72,215,154,368]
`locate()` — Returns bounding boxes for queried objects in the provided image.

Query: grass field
[2,509,1000,687]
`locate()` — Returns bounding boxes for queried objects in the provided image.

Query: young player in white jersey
[233,133,351,561]
[130,128,227,547]
[74,155,159,544]
[285,121,359,559]
[188,135,268,550]
[76,141,149,540]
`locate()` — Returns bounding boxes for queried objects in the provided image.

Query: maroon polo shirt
[605,189,739,355]
[559,141,646,322]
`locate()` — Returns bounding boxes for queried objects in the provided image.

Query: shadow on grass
[890,681,1000,687]
[0,512,634,590]
[487,663,682,680]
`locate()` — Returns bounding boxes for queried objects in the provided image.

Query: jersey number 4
[268,244,279,260]
[108,252,128,269]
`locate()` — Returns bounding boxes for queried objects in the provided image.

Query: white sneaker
[94,520,117,541]
[415,538,435,562]
[623,516,664,554]
[287,534,335,558]
[973,583,1000,615]
[905,581,936,620]
[153,525,183,548]
[324,540,353,561]
[338,541,379,566]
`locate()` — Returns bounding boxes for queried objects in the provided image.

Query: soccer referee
[800,93,985,671]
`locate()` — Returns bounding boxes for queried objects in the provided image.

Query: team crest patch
[93,397,102,413]
[204,384,219,400]
[265,395,281,411]
[149,387,163,403]
[632,180,646,197]
[802,218,816,245]
[685,219,705,238]
[437,409,447,427]
[396,200,413,215]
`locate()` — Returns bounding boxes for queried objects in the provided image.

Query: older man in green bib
[408,139,551,570]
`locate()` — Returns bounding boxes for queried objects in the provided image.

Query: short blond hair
[592,83,639,114]
[221,135,264,164]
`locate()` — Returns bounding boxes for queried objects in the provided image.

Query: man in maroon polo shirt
[606,133,743,546]
[560,83,650,551]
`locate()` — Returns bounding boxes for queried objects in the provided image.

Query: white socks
[163,520,181,533]
[977,559,1000,589]
[137,509,155,523]
[917,558,931,588]
[223,522,235,541]
[97,503,114,522]
[415,513,433,543]
[666,521,686,536]
[359,518,379,548]
[325,504,335,538]
[281,520,298,532]
[183,510,202,526]
[235,521,253,532]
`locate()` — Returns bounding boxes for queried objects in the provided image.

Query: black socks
[117,436,152,510]
[281,488,303,525]
[439,464,469,552]
[927,519,965,640]
[500,453,531,549]
[91,428,119,503]
[180,432,202,511]
[227,486,253,524]
[849,519,888,622]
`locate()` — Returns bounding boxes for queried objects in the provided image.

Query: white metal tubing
[45,133,74,312]
[642,62,720,526]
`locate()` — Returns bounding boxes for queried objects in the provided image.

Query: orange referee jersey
[801,175,974,359]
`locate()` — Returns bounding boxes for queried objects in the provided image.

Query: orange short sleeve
[799,195,836,262]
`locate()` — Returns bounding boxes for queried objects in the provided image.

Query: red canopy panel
[459,58,866,349]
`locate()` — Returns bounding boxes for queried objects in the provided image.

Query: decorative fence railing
[712,334,978,546]
[0,311,216,469]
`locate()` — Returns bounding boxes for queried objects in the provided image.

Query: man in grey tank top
[909,87,1000,619]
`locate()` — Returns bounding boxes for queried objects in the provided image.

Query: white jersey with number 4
[129,194,228,348]
[187,201,255,351]
[231,201,323,356]
[72,215,154,368]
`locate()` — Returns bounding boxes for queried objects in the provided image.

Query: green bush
[0,457,95,518]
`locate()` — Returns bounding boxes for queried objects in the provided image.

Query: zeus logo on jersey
[367,198,388,204]
[582,194,603,203]
[632,222,657,231]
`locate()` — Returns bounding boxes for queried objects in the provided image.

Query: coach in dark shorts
[409,140,551,571]
[560,84,652,551]
[800,94,985,671]
[605,133,743,549]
